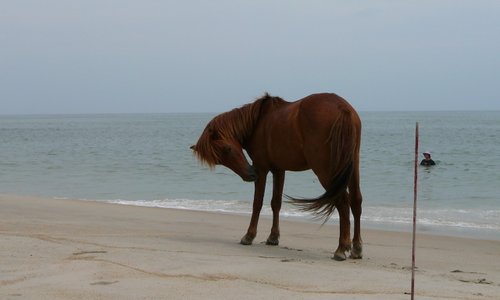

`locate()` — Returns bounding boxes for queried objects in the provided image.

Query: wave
[97,198,500,232]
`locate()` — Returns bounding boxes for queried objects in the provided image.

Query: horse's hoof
[266,235,279,246]
[240,234,255,245]
[350,243,363,259]
[332,251,347,261]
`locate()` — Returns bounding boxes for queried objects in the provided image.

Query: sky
[1,1,499,114]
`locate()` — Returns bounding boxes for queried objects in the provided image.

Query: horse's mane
[194,93,285,168]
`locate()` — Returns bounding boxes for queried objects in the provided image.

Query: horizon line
[2,109,500,117]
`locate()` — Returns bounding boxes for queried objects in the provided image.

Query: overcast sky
[1,1,499,114]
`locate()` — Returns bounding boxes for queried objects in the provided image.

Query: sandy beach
[1,195,499,299]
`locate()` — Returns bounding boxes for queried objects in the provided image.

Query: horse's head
[191,124,257,182]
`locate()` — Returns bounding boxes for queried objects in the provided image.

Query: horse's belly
[270,151,309,171]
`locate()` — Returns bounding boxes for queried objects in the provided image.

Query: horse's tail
[288,107,358,222]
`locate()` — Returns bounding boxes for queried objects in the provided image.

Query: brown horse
[190,93,363,260]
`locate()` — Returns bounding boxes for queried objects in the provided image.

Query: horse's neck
[228,96,287,143]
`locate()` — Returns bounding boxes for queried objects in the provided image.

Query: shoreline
[54,195,500,242]
[1,194,499,299]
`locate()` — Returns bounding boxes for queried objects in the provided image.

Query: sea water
[1,112,499,239]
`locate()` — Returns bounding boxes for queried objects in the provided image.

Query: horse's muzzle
[242,166,258,182]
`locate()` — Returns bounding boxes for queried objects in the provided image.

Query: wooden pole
[411,122,419,299]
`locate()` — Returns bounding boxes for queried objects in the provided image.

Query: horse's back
[259,92,360,149]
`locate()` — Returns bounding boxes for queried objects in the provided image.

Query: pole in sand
[411,122,419,299]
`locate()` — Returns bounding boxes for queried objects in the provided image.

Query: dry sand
[1,195,499,299]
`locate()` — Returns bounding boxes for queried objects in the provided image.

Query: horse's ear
[190,145,196,151]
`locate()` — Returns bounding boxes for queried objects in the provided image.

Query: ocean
[1,112,499,239]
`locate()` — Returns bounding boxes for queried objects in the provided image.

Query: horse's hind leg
[333,191,352,261]
[266,170,285,245]
[349,166,363,259]
[241,171,267,245]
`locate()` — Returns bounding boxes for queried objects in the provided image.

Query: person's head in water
[420,151,436,166]
[423,151,431,160]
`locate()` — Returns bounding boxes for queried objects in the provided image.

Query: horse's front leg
[240,171,267,245]
[266,170,285,245]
